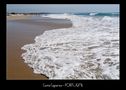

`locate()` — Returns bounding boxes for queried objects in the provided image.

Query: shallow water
[7,16,72,79]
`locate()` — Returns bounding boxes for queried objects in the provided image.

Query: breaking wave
[21,13,119,79]
[89,12,98,16]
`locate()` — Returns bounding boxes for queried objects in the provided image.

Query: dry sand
[7,15,72,80]
[7,15,32,20]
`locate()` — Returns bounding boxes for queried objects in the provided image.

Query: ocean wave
[89,12,98,16]
[71,12,119,16]
[21,14,119,79]
[93,13,119,16]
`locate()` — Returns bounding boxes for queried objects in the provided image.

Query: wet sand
[7,15,72,80]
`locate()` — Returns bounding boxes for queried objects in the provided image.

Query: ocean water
[21,13,119,79]
[74,12,119,16]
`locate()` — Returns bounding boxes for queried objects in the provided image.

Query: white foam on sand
[21,14,119,79]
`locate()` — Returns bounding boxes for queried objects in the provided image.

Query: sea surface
[21,12,119,79]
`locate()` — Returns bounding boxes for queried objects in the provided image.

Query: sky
[7,4,119,13]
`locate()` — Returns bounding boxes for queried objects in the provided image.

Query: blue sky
[7,4,119,13]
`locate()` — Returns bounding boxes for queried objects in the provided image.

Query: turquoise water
[74,12,119,17]
[42,12,119,17]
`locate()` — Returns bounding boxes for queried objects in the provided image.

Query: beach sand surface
[7,15,72,80]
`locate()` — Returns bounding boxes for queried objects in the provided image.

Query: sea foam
[21,13,119,79]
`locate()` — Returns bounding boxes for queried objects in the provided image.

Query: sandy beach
[7,15,72,80]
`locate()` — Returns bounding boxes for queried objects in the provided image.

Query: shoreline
[7,15,72,80]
